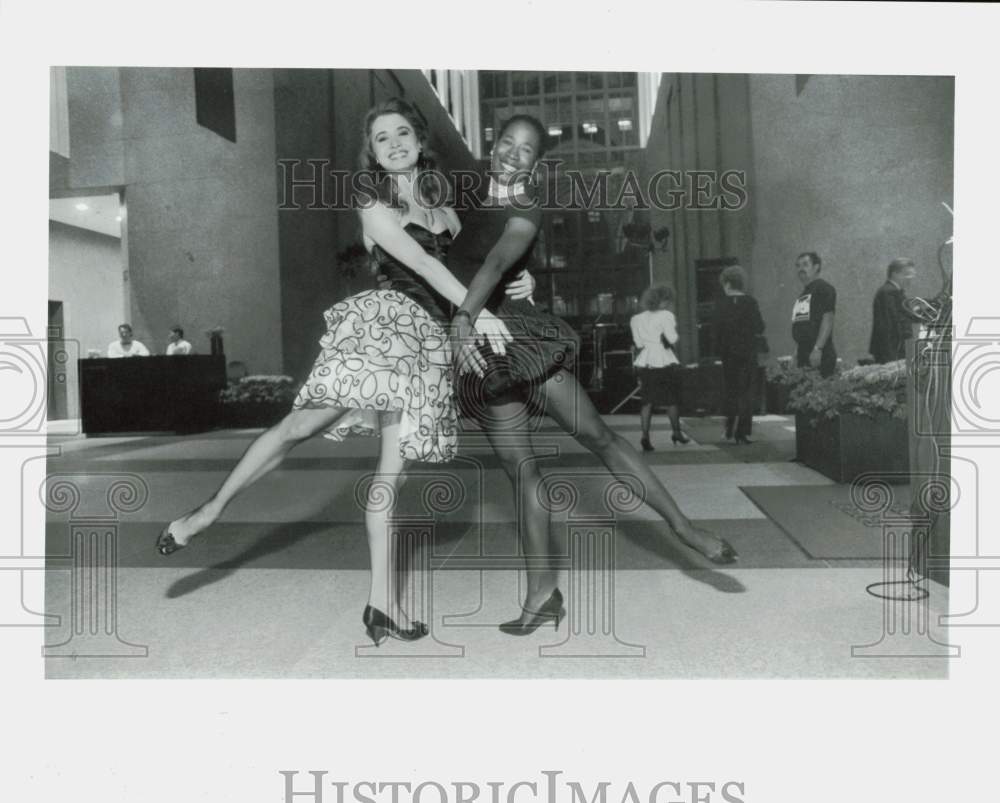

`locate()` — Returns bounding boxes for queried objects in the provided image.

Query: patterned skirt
[292,289,458,463]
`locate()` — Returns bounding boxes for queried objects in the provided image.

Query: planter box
[795,412,909,484]
[221,402,291,429]
[765,381,793,415]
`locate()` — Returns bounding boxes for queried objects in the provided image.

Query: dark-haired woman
[715,264,764,444]
[630,284,689,451]
[445,115,737,635]
[156,98,534,646]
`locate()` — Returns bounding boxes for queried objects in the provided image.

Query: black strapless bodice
[372,222,453,325]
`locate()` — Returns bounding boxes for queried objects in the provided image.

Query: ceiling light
[115,215,123,222]
[617,119,633,131]
[75,203,89,211]
[547,125,563,137]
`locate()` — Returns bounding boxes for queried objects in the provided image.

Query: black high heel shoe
[640,437,654,452]
[362,605,428,646]
[156,526,189,556]
[671,431,690,445]
[499,589,566,636]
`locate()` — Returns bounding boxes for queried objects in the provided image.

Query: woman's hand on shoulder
[505,270,536,303]
[441,207,462,237]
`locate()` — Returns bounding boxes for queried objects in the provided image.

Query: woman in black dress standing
[446,115,738,635]
[714,264,765,444]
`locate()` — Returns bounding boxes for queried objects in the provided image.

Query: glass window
[519,71,540,95]
[607,94,635,114]
[578,122,607,149]
[608,95,636,147]
[492,71,508,98]
[480,72,493,99]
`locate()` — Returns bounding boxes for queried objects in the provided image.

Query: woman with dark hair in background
[156,98,535,646]
[630,284,688,451]
[445,114,737,635]
[715,264,764,445]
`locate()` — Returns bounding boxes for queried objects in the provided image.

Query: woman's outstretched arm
[455,215,539,321]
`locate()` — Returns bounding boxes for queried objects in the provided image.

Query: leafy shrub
[219,375,297,406]
[788,359,907,421]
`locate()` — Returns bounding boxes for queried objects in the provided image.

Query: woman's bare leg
[481,402,560,614]
[165,405,351,546]
[364,412,416,627]
[537,370,734,561]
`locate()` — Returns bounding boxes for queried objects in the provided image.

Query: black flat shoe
[362,605,427,646]
[640,437,654,452]
[156,526,188,556]
[735,436,754,445]
[671,431,690,445]
[499,589,566,636]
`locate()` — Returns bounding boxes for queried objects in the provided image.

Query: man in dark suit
[869,258,919,364]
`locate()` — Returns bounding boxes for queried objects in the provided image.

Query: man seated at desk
[107,323,150,358]
[166,325,193,355]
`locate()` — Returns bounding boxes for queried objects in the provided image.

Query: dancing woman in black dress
[445,115,738,634]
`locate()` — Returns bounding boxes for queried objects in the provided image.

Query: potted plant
[219,374,298,428]
[788,359,909,483]
[764,357,808,414]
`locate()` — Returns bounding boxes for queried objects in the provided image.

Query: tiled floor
[43,414,951,678]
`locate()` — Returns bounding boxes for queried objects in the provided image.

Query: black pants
[722,357,756,439]
[796,341,837,378]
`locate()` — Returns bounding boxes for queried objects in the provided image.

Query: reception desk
[78,355,227,434]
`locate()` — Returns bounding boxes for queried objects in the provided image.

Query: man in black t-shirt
[791,251,837,377]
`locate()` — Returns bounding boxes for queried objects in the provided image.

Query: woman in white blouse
[630,285,689,449]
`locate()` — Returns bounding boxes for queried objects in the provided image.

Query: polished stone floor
[42,414,952,678]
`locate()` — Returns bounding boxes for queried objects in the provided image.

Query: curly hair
[639,285,675,311]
